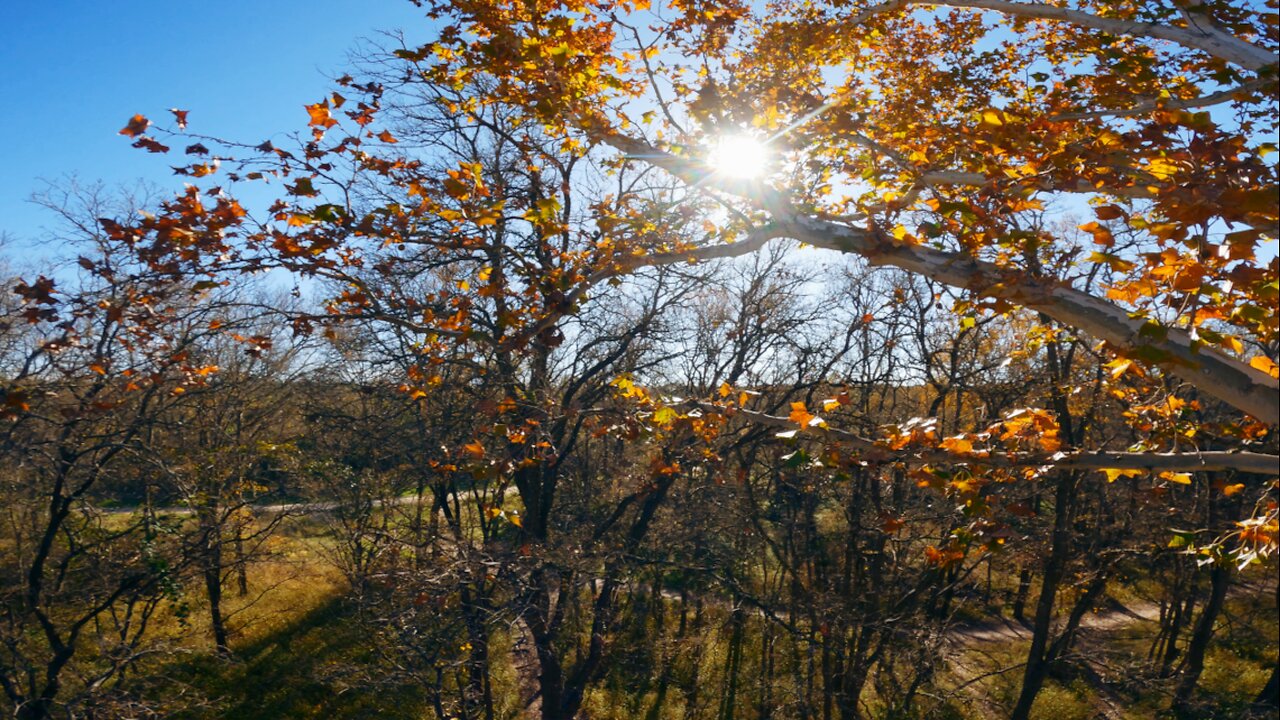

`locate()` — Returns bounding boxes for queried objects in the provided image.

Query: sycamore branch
[851,0,1277,71]
[702,402,1280,475]
[777,213,1280,422]
[1050,78,1272,121]
[921,171,1156,200]
[600,132,1279,422]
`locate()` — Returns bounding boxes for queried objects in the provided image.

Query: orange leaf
[119,114,149,137]
[305,103,337,129]
[788,402,814,427]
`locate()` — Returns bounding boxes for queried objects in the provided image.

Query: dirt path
[950,597,1162,645]
[942,603,1162,720]
[943,583,1274,719]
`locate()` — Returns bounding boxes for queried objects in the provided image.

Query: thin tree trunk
[234,524,249,597]
[1171,563,1230,716]
[205,559,229,653]
[1010,473,1076,720]
[720,606,746,720]
[201,508,230,654]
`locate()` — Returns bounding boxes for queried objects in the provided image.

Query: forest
[1,0,1277,718]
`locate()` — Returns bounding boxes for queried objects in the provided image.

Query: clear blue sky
[0,1,431,256]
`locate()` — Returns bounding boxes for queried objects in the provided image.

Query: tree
[145,308,304,654]
[101,0,1278,715]
[0,185,243,719]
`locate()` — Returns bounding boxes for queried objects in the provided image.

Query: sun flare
[708,134,769,179]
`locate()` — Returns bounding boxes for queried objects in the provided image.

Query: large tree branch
[703,402,1280,474]
[1050,77,1272,121]
[599,133,1279,422]
[851,0,1277,71]
[774,213,1279,422]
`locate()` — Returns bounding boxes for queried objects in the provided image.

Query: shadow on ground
[160,596,427,720]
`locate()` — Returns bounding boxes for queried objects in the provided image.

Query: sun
[708,134,769,179]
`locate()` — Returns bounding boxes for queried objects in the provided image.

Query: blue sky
[0,1,430,257]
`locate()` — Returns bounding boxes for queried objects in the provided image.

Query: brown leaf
[1093,205,1127,221]
[132,137,170,153]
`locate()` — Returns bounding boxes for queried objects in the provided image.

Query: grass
[71,501,1280,720]
[123,515,436,719]
[1029,680,1094,720]
[160,597,430,720]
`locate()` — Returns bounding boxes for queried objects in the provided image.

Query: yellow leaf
[1146,158,1179,181]
[1106,358,1134,379]
[1249,355,1279,378]
[718,382,732,398]
[980,109,1004,127]
[1221,483,1245,497]
[1102,468,1143,483]
[940,436,973,454]
[1161,471,1192,485]
[652,407,678,426]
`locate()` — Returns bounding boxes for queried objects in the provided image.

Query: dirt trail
[950,597,1162,645]
[944,583,1274,719]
